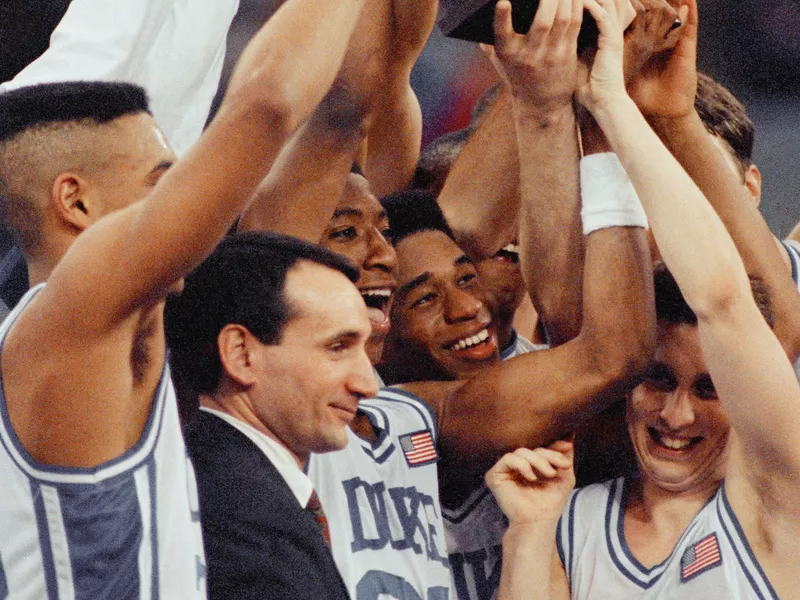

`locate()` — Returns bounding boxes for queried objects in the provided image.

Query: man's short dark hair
[165,231,359,395]
[0,81,151,143]
[380,190,454,247]
[695,73,755,173]
[654,263,774,328]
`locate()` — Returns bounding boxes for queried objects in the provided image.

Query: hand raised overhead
[485,0,584,118]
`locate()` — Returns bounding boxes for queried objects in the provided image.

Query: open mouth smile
[648,428,703,452]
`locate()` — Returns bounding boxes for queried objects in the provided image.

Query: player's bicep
[700,301,800,483]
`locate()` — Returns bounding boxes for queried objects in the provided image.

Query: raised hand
[485,441,576,525]
[576,0,633,114]
[486,0,585,118]
[626,0,695,118]
[622,0,683,85]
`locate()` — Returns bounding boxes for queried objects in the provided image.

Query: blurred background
[3,0,799,236]
[217,0,800,237]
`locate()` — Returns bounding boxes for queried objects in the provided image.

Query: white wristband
[580,153,648,235]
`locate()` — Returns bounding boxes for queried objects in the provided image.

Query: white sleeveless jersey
[557,477,779,600]
[444,335,544,600]
[307,387,454,600]
[0,285,206,599]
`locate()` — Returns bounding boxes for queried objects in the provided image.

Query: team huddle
[0,0,799,598]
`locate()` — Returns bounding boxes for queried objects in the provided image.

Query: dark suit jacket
[185,410,351,600]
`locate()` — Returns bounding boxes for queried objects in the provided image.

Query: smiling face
[384,229,499,382]
[319,173,397,365]
[250,261,377,462]
[627,322,730,494]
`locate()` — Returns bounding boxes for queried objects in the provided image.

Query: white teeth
[503,244,519,253]
[362,289,392,298]
[452,328,489,350]
[659,435,691,450]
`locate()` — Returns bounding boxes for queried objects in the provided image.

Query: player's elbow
[584,320,656,393]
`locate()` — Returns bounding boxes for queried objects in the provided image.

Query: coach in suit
[166,232,378,600]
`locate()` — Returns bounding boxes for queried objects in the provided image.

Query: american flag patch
[680,533,722,582]
[399,430,437,467]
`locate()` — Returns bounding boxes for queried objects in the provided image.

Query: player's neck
[623,476,719,568]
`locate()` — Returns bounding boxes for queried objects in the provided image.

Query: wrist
[512,99,575,129]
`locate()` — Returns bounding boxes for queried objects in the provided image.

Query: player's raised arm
[577,0,800,502]
[47,0,366,322]
[237,1,383,241]
[436,89,524,263]
[627,0,800,360]
[408,0,656,483]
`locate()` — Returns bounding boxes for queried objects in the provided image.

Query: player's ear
[217,324,257,387]
[50,172,96,232]
[743,163,762,207]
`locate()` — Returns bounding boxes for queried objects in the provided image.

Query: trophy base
[438,0,598,51]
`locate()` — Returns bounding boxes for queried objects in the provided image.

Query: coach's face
[250,261,377,464]
[627,323,730,494]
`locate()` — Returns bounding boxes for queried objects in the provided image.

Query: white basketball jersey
[782,240,800,293]
[0,285,206,599]
[557,477,779,600]
[308,387,454,600]
[444,336,544,600]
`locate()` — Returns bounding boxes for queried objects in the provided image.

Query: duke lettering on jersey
[308,389,455,600]
[344,477,448,564]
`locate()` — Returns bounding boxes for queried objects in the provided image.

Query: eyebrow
[395,272,432,304]
[332,207,364,219]
[455,254,473,267]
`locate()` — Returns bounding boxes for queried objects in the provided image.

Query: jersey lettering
[344,477,448,566]
[356,570,449,600]
[449,545,502,600]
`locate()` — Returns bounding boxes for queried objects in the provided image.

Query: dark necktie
[306,489,331,548]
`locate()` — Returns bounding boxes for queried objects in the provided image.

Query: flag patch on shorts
[399,430,437,466]
[680,533,722,581]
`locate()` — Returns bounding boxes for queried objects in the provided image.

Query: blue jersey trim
[782,240,800,286]
[375,387,439,444]
[567,486,578,584]
[31,481,59,600]
[717,484,779,600]
[61,473,143,598]
[356,405,394,464]
[148,457,160,600]
[604,478,651,589]
[0,550,7,599]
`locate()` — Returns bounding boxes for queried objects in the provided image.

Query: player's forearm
[223,0,366,134]
[438,91,522,261]
[498,526,559,600]
[592,97,752,322]
[651,112,800,357]
[514,101,585,346]
[577,225,655,387]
